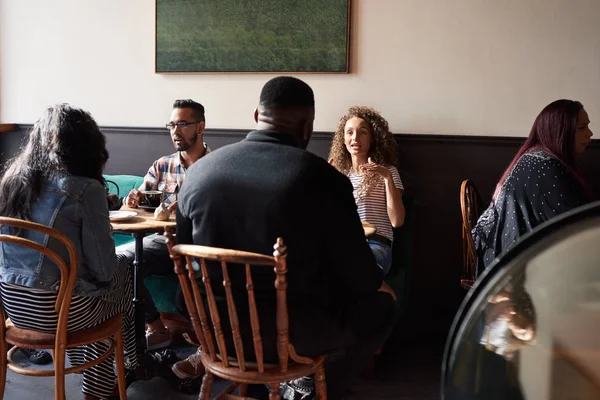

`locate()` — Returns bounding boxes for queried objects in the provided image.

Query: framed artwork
[155,0,351,73]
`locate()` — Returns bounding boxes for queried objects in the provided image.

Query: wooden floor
[348,343,441,400]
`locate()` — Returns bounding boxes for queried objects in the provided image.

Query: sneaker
[281,376,316,400]
[146,327,171,351]
[172,347,205,380]
[19,348,53,365]
[151,348,180,366]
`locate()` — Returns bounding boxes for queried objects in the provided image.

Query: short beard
[174,132,198,151]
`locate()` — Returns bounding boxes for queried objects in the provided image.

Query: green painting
[155,0,350,73]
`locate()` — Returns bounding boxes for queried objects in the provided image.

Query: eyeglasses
[165,121,198,130]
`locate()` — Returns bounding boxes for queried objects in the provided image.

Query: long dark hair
[493,99,593,200]
[0,104,108,220]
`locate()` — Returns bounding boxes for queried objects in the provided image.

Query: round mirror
[442,201,600,400]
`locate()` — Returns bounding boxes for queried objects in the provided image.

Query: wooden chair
[0,217,127,400]
[165,233,327,400]
[460,179,482,290]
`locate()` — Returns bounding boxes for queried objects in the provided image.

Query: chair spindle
[200,258,229,366]
[221,261,246,371]
[246,264,265,373]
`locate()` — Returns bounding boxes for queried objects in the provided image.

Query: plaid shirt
[139,143,210,194]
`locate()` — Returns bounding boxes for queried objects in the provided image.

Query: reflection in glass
[442,202,600,400]
[158,182,178,206]
[480,285,536,360]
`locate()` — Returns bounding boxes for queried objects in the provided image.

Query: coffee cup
[141,190,162,207]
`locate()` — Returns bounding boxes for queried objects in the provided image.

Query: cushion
[104,174,144,197]
[104,174,145,247]
[145,276,180,314]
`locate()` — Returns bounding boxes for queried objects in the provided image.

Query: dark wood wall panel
[3,125,600,342]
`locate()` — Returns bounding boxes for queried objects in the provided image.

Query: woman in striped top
[329,106,405,275]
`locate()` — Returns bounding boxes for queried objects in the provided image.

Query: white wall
[1,0,599,136]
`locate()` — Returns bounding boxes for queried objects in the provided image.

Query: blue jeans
[368,239,393,275]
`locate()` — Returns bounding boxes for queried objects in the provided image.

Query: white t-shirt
[348,166,403,241]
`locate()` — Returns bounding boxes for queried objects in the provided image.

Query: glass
[165,121,198,130]
[442,201,600,400]
[158,182,178,206]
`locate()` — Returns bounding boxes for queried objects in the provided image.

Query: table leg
[132,233,147,361]
[124,232,183,391]
[126,233,160,385]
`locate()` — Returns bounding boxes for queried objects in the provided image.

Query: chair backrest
[165,233,310,374]
[0,217,78,346]
[460,180,482,289]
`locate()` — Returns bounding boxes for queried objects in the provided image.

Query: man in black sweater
[175,76,396,399]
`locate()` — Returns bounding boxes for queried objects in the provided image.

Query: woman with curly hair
[329,106,405,275]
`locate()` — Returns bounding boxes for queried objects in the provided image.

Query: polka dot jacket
[472,149,589,276]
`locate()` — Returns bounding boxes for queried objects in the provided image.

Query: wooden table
[362,221,376,237]
[111,206,176,234]
[111,207,177,383]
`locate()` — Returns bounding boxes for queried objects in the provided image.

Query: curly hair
[328,106,397,199]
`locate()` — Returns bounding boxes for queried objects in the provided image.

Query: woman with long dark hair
[473,99,594,274]
[0,104,136,400]
[329,106,405,275]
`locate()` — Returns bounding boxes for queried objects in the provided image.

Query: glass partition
[443,201,600,400]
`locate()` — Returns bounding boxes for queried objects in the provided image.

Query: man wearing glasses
[120,99,210,351]
[124,99,210,210]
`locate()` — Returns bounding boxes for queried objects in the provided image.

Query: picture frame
[155,0,351,74]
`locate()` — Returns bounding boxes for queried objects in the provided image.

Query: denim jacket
[0,172,118,296]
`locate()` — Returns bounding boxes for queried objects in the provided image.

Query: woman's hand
[361,157,406,228]
[360,157,392,180]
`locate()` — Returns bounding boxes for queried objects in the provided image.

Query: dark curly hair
[329,106,397,199]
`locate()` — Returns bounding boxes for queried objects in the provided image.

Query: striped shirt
[139,143,211,195]
[348,166,403,242]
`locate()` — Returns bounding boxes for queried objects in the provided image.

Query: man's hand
[125,189,142,208]
[378,281,397,301]
[167,201,178,213]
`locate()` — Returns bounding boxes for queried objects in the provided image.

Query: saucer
[109,210,138,222]
[139,205,158,211]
